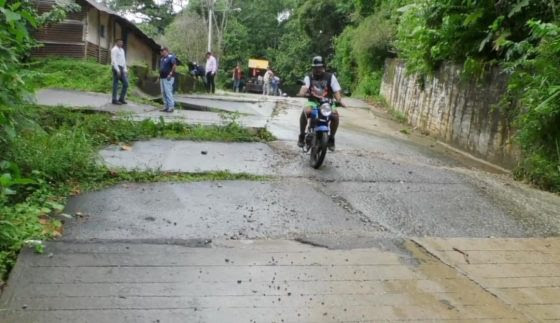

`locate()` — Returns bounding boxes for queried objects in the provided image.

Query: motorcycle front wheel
[310,132,328,169]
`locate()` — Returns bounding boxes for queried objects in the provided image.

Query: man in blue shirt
[159,47,177,113]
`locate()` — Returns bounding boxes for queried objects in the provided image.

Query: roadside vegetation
[24,58,132,93]
[330,1,560,192]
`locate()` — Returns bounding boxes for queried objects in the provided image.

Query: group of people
[111,40,218,113]
[232,64,281,95]
[111,40,345,150]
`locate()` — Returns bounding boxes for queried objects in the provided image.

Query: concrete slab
[100,140,277,175]
[325,181,532,238]
[61,180,384,241]
[174,95,275,116]
[36,88,111,108]
[272,141,465,183]
[0,240,527,323]
[417,237,560,322]
[35,89,271,128]
[99,139,462,184]
[128,109,269,128]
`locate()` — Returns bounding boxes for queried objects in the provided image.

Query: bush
[333,1,404,96]
[506,20,560,192]
[8,127,99,182]
[354,71,383,98]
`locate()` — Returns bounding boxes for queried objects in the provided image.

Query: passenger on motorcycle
[297,56,345,151]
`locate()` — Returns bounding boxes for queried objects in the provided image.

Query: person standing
[159,47,177,113]
[110,39,128,105]
[271,74,280,96]
[205,52,217,94]
[232,63,243,93]
[263,68,273,95]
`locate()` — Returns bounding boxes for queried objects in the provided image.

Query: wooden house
[32,0,160,69]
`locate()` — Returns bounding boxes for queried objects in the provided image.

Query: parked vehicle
[245,59,268,93]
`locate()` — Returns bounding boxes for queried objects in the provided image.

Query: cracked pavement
[2,91,560,322]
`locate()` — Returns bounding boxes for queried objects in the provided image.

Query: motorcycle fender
[315,125,329,132]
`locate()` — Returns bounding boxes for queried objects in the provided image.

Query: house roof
[81,0,161,51]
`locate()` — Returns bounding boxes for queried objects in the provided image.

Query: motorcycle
[302,98,339,169]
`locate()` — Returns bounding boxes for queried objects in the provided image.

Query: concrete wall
[127,32,153,67]
[86,9,109,49]
[380,59,518,168]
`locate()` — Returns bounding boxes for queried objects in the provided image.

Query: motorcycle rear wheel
[310,132,328,169]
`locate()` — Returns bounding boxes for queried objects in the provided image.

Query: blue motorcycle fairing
[309,104,331,133]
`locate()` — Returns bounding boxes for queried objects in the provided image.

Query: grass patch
[22,58,155,107]
[388,108,407,124]
[399,128,411,135]
[82,170,270,192]
[33,106,274,144]
[24,58,135,93]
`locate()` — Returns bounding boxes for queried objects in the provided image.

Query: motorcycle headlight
[320,104,332,117]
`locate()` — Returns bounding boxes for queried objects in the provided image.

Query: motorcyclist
[297,56,345,151]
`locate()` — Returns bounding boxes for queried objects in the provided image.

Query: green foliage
[354,71,383,98]
[106,0,175,34]
[505,20,560,191]
[394,0,556,77]
[270,19,313,86]
[8,127,99,183]
[1,0,40,105]
[25,58,138,93]
[161,11,209,64]
[0,162,35,205]
[333,0,404,96]
[296,0,352,60]
[86,170,269,192]
[0,0,78,106]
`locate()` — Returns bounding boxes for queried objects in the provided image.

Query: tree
[161,12,209,62]
[296,0,353,60]
[105,0,177,35]
[0,0,78,106]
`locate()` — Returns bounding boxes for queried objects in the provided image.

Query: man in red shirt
[232,63,243,92]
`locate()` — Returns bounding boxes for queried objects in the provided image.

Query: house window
[100,25,105,38]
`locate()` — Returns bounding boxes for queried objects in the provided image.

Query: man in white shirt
[205,52,217,94]
[263,69,273,95]
[110,39,128,105]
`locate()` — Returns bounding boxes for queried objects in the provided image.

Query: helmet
[311,56,325,67]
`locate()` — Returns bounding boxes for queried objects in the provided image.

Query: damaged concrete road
[35,88,275,128]
[0,240,536,322]
[3,92,560,322]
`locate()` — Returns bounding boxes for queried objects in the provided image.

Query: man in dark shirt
[159,47,177,113]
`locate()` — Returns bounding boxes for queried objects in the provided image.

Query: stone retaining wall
[380,59,518,168]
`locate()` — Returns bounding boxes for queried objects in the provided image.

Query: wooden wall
[34,22,84,43]
[32,43,85,58]
[86,42,108,63]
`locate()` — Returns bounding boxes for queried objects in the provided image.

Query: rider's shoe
[328,136,335,152]
[297,134,305,148]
